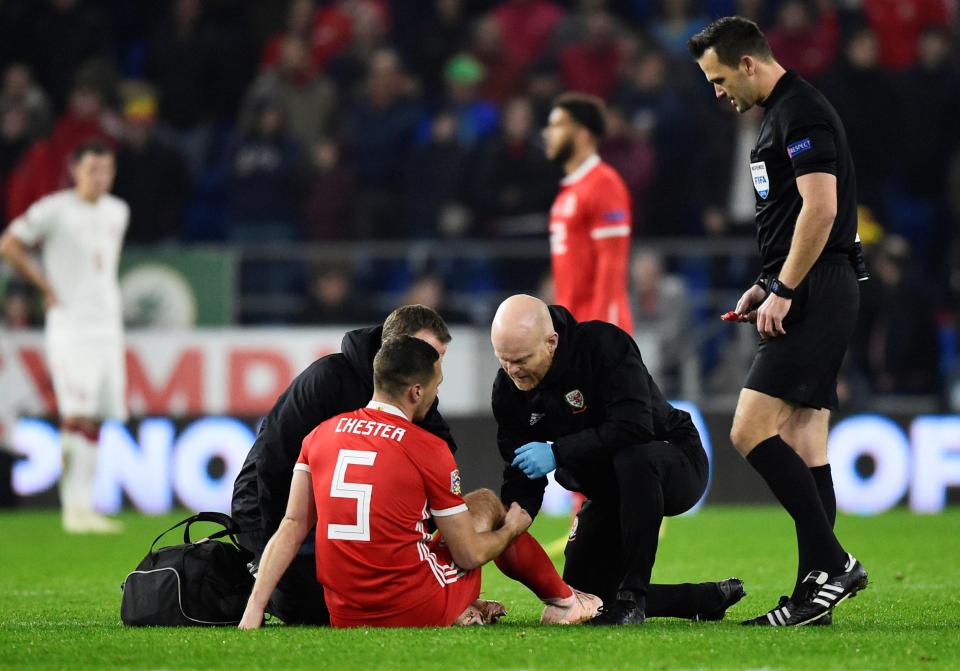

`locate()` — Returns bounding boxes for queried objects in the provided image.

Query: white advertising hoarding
[0,327,497,424]
[2,329,958,515]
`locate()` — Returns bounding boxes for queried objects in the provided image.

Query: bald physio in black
[490,295,744,625]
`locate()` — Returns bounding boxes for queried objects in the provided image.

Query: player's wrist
[503,519,522,536]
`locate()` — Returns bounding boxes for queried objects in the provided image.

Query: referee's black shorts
[744,255,859,410]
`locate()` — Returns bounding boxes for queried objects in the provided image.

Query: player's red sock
[570,492,586,517]
[494,532,573,603]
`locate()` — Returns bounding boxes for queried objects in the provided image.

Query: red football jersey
[549,154,634,333]
[296,402,470,624]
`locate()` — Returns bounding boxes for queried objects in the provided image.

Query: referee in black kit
[490,294,745,625]
[688,17,868,626]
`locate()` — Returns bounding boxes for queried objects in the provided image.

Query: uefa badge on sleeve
[564,389,587,414]
[450,469,462,496]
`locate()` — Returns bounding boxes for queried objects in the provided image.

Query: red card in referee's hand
[721,311,740,322]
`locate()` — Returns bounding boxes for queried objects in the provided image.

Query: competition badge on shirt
[564,389,587,414]
[450,469,462,496]
[750,161,770,199]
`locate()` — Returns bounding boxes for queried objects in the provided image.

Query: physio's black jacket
[751,70,858,275]
[232,325,457,549]
[492,306,700,518]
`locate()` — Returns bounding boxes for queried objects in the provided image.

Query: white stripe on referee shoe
[782,605,791,619]
[767,612,778,626]
[821,583,844,593]
[819,591,838,601]
[813,598,832,608]
[774,609,787,626]
[590,224,631,240]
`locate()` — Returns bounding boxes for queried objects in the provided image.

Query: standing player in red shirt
[545,93,633,334]
[239,336,601,628]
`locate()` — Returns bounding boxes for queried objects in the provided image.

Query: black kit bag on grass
[121,512,254,626]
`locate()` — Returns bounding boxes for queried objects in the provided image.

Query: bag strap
[182,512,241,544]
[148,512,243,554]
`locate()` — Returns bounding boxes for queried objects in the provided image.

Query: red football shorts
[329,542,481,628]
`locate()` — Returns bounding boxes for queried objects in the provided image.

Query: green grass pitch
[1,506,958,670]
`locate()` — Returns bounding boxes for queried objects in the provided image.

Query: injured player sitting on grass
[239,336,601,628]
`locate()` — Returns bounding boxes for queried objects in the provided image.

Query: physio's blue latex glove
[511,441,556,479]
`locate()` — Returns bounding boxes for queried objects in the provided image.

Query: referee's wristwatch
[769,278,795,299]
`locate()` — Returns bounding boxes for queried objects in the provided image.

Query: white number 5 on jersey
[328,449,377,541]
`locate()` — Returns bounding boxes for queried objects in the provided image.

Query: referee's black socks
[810,464,837,526]
[747,436,846,578]
[791,464,838,599]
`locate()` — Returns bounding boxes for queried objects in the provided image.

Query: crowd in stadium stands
[0,0,958,400]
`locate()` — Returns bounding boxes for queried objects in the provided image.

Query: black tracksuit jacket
[492,306,700,518]
[231,325,457,551]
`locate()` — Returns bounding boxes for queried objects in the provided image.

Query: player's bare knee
[464,488,499,505]
[464,488,505,532]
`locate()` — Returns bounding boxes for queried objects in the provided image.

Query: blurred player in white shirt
[0,140,129,533]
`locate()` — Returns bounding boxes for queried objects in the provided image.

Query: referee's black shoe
[756,595,834,627]
[585,591,646,626]
[742,554,868,627]
[693,578,746,621]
